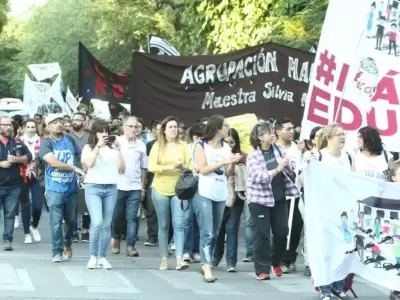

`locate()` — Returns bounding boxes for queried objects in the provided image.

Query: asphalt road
[0,211,390,300]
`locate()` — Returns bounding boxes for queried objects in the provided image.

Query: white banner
[65,87,78,112]
[23,74,51,116]
[300,0,400,151]
[91,99,111,120]
[47,74,67,113]
[28,62,61,81]
[305,162,400,291]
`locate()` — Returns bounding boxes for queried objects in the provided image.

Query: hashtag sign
[316,49,337,86]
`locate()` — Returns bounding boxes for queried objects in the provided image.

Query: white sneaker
[24,234,32,244]
[14,216,20,229]
[97,257,112,269]
[183,253,192,263]
[171,244,175,251]
[87,256,98,269]
[30,226,41,242]
[193,253,201,262]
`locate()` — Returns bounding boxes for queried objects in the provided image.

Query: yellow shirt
[148,142,191,196]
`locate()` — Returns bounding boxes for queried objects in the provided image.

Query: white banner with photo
[305,161,400,291]
[28,62,61,81]
[23,74,51,116]
[300,0,400,151]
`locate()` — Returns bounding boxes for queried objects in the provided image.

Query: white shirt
[354,150,391,181]
[319,148,352,171]
[198,142,231,202]
[82,145,119,184]
[117,136,148,191]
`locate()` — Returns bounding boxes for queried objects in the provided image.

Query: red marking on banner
[336,63,349,92]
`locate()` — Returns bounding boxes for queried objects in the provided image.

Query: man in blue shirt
[0,116,32,251]
[38,114,85,262]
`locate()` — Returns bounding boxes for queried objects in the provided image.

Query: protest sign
[225,113,258,154]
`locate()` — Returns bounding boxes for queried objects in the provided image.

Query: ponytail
[315,128,327,150]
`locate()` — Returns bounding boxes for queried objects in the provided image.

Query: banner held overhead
[131,42,314,124]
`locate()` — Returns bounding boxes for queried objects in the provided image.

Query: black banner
[78,42,130,104]
[131,42,315,124]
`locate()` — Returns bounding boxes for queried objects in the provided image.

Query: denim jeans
[152,188,186,257]
[183,201,200,255]
[46,191,77,257]
[192,191,225,265]
[85,184,117,257]
[111,190,141,247]
[0,188,21,242]
[213,199,244,266]
[21,179,44,234]
[243,201,254,255]
[320,280,345,297]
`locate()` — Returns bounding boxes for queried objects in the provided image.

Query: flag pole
[147,35,151,53]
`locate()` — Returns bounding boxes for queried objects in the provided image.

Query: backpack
[314,274,358,298]
[36,135,77,187]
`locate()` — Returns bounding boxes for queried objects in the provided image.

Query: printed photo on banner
[305,161,400,291]
[225,113,258,153]
[301,0,400,151]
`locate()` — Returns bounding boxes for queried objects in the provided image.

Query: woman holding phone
[81,120,125,269]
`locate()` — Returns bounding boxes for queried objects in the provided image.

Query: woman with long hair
[211,128,247,272]
[81,120,125,269]
[148,116,191,271]
[19,119,44,244]
[246,122,299,281]
[192,115,241,282]
[302,124,354,300]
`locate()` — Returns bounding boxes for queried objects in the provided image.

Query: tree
[0,0,8,35]
[198,0,328,53]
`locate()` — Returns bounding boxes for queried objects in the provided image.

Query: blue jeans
[0,188,21,242]
[243,201,254,255]
[192,191,225,265]
[21,179,44,234]
[152,188,186,257]
[183,201,200,255]
[85,184,117,257]
[46,191,77,257]
[213,199,244,266]
[320,280,345,297]
[111,190,141,246]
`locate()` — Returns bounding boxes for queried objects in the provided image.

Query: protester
[0,116,32,251]
[38,114,85,262]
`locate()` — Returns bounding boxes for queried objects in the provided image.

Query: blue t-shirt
[38,135,81,194]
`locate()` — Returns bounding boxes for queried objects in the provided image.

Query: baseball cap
[45,113,64,125]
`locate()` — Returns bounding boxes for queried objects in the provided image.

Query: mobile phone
[106,135,117,143]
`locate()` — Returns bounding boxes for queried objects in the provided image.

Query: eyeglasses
[124,125,138,129]
[0,124,12,127]
[334,132,347,137]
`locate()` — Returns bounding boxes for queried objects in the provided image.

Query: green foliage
[0,0,328,97]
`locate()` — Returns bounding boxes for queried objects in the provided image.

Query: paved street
[0,211,391,300]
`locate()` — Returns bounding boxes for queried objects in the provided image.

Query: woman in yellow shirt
[148,116,191,271]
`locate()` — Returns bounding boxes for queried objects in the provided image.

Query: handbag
[175,169,198,201]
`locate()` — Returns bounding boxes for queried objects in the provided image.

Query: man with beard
[0,116,32,251]
[68,112,90,242]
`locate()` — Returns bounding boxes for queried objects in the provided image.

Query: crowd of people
[0,105,399,300]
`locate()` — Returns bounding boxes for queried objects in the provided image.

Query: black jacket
[0,138,32,188]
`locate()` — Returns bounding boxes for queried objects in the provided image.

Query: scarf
[20,134,42,183]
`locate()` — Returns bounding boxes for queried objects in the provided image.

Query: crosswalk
[0,262,390,299]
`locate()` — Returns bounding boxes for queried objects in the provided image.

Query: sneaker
[14,216,20,229]
[183,253,192,263]
[176,256,189,270]
[304,266,311,276]
[72,233,79,243]
[52,254,62,263]
[144,238,157,246]
[390,290,400,300]
[282,264,290,274]
[227,265,237,273]
[159,257,168,270]
[320,296,331,300]
[256,273,270,280]
[63,247,73,260]
[242,254,253,262]
[3,241,12,251]
[126,246,139,257]
[24,234,32,244]
[111,239,121,254]
[97,257,112,269]
[271,266,283,277]
[30,226,41,242]
[170,244,176,251]
[193,253,201,262]
[335,292,350,300]
[81,232,90,243]
[87,256,98,269]
[288,263,297,272]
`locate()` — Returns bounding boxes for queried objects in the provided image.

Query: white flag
[91,99,111,120]
[23,74,51,117]
[47,74,66,112]
[148,35,180,56]
[65,87,78,112]
[28,63,61,81]
[305,161,400,291]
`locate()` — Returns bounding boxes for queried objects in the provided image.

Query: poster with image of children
[367,1,400,56]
